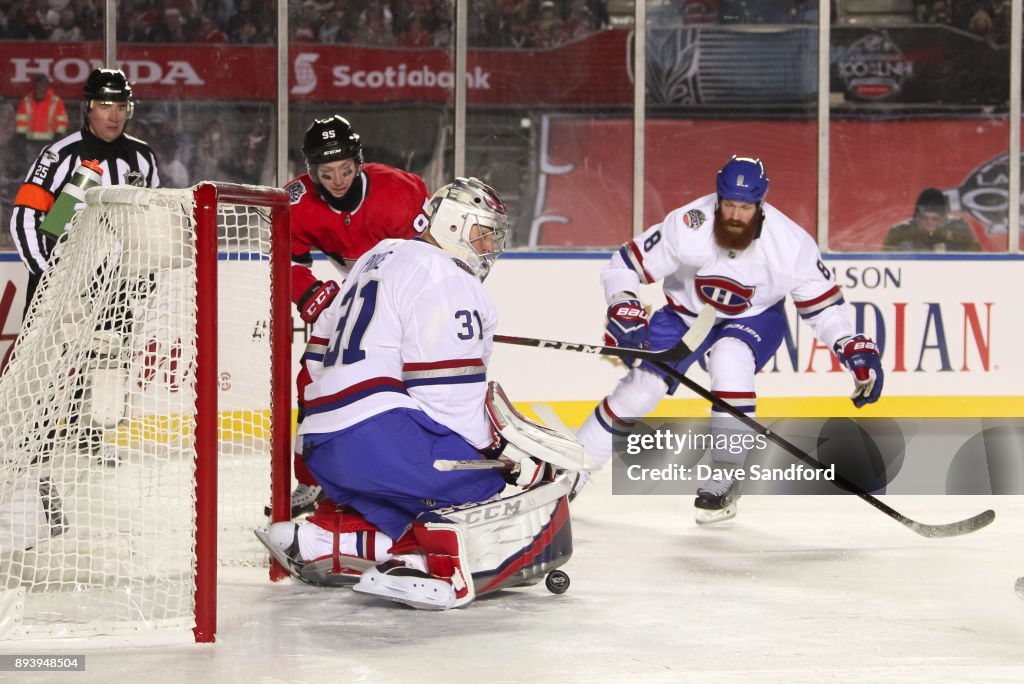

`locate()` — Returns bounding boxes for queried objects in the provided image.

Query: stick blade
[905,508,995,538]
[433,459,508,472]
[657,305,716,362]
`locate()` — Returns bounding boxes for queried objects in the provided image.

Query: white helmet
[427,177,509,280]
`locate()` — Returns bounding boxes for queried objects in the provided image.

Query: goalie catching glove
[835,334,883,408]
[297,279,340,324]
[604,294,650,367]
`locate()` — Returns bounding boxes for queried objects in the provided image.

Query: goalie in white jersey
[259,177,577,610]
[576,156,884,523]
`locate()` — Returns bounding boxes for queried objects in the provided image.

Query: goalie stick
[647,360,994,539]
[494,304,715,364]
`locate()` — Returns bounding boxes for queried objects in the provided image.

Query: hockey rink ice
[5,479,1023,683]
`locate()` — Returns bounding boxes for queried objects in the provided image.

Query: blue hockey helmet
[716,156,769,205]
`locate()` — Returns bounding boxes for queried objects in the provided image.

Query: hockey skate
[694,477,741,525]
[255,522,380,587]
[264,483,322,518]
[353,559,456,611]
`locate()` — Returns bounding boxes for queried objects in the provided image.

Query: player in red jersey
[279,115,431,517]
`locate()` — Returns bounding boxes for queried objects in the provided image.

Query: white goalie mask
[426,177,509,281]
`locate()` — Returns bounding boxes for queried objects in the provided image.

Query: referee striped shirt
[10,127,160,275]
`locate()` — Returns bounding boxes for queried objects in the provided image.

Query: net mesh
[0,184,281,638]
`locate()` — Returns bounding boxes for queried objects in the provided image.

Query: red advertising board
[0,34,632,106]
[536,117,1013,251]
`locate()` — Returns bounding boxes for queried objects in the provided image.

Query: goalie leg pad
[387,473,575,607]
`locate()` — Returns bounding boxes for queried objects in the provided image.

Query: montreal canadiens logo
[683,209,705,229]
[695,275,755,315]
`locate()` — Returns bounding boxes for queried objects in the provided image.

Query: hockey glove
[297,279,340,324]
[604,296,650,367]
[835,335,883,408]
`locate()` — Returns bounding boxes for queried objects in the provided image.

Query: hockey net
[0,183,291,641]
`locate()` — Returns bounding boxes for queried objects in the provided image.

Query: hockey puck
[1015,576,1024,599]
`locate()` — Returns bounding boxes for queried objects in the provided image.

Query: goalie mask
[427,177,509,281]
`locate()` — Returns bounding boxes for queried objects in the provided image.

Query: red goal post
[193,183,293,642]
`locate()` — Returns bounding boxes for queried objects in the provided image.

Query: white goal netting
[0,184,288,639]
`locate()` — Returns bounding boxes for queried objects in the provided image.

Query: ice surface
[7,479,1024,683]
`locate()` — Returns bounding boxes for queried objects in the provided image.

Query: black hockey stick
[649,360,995,538]
[495,304,716,365]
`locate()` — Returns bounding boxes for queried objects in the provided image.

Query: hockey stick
[495,304,716,364]
[648,360,995,538]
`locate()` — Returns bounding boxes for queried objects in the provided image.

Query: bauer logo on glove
[604,296,651,367]
[835,334,884,408]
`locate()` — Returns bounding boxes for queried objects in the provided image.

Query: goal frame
[193,182,292,643]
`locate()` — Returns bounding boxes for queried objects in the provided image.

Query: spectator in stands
[49,6,82,40]
[955,1,1009,48]
[72,0,103,41]
[15,75,69,167]
[882,188,980,252]
[21,8,51,39]
[397,12,430,46]
[148,6,190,42]
[194,119,237,181]
[916,0,951,24]
[232,16,262,42]
[530,0,567,48]
[196,13,228,41]
[355,0,396,46]
[319,7,353,43]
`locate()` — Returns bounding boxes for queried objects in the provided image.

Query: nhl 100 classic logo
[951,153,1023,236]
[837,31,912,100]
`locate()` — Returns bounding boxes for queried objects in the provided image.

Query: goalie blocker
[256,382,578,608]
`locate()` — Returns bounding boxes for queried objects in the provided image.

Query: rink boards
[0,254,1019,425]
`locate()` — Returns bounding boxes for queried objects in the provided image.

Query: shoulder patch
[683,209,706,230]
[286,179,306,205]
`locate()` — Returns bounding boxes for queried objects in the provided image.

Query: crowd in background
[0,1,1011,49]
[0,0,611,48]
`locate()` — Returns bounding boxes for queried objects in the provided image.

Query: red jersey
[287,162,430,304]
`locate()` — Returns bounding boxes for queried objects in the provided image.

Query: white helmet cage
[427,177,510,280]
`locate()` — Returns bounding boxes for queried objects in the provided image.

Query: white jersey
[603,194,853,348]
[300,238,496,449]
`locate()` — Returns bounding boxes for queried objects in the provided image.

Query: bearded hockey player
[575,156,884,523]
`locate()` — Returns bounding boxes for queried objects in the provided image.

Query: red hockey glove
[297,280,340,324]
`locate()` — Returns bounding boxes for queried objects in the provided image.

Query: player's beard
[713,208,761,251]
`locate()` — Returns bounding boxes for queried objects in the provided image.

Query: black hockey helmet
[83,68,134,119]
[84,68,134,102]
[302,115,363,167]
